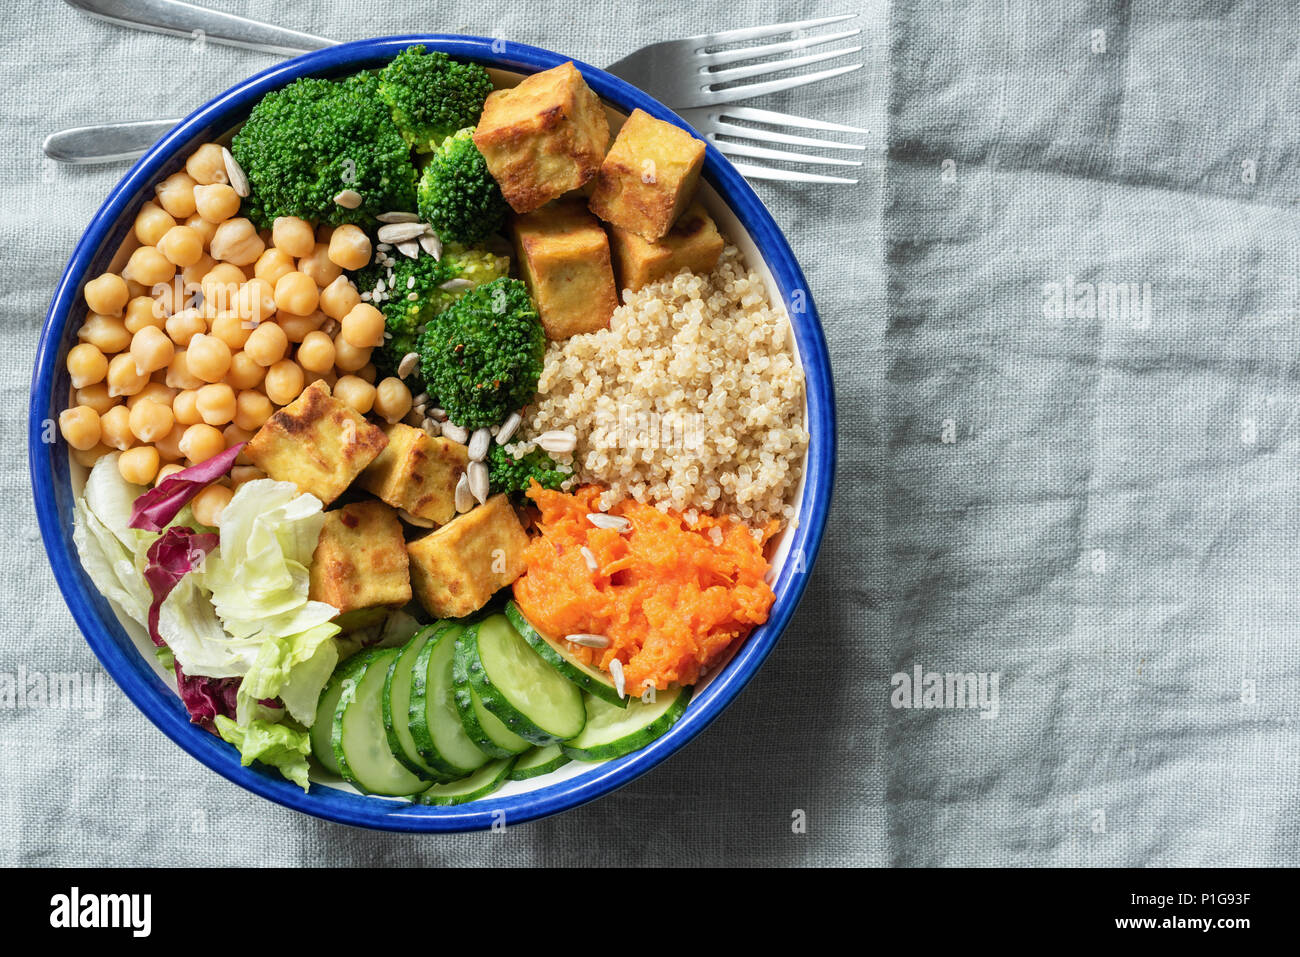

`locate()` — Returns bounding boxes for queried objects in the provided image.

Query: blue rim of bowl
[29,35,837,832]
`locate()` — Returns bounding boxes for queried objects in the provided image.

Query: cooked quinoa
[519,245,809,526]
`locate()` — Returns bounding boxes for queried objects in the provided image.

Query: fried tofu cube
[510,199,619,339]
[588,109,706,241]
[244,380,388,505]
[608,202,725,295]
[473,62,610,214]
[308,501,412,616]
[407,494,530,619]
[357,422,468,526]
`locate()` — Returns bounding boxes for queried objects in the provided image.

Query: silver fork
[48,0,866,183]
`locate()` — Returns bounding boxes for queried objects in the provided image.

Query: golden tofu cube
[357,422,468,526]
[608,202,725,295]
[407,494,530,619]
[309,500,412,616]
[473,62,610,214]
[244,380,388,505]
[588,109,706,241]
[510,199,619,339]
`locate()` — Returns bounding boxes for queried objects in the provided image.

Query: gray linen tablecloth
[3,0,1297,866]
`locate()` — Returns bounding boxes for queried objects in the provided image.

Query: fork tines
[694,14,864,101]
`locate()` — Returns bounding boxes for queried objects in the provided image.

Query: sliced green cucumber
[505,601,627,707]
[331,648,427,796]
[382,624,453,783]
[465,614,586,745]
[452,630,531,758]
[310,664,352,776]
[408,623,489,778]
[561,685,693,762]
[415,757,515,806]
[508,743,571,780]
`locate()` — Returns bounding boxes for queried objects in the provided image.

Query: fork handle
[43,119,181,165]
[64,0,336,55]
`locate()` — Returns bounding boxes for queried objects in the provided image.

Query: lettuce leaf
[241,623,340,726]
[215,716,312,791]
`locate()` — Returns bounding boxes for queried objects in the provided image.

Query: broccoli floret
[353,244,510,381]
[232,76,417,228]
[416,278,544,430]
[486,443,567,497]
[376,46,494,154]
[416,128,509,245]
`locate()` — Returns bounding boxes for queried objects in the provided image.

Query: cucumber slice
[408,623,490,777]
[561,685,693,762]
[382,625,453,783]
[452,631,531,758]
[331,648,428,796]
[505,601,627,707]
[508,743,571,781]
[415,757,515,806]
[467,614,586,744]
[310,666,351,776]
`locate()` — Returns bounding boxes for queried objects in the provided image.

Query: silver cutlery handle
[64,0,335,55]
[43,120,182,165]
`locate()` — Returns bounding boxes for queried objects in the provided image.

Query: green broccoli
[416,278,545,430]
[376,46,494,154]
[353,244,509,381]
[486,443,567,498]
[416,128,509,245]
[232,76,417,228]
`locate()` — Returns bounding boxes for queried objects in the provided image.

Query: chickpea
[128,398,174,443]
[201,262,246,313]
[341,303,386,348]
[84,273,129,316]
[179,423,225,464]
[163,308,204,347]
[332,333,371,373]
[244,321,288,367]
[58,406,102,450]
[299,242,343,288]
[123,246,176,288]
[172,389,202,426]
[126,381,176,409]
[226,351,266,391]
[357,362,377,384]
[75,383,118,416]
[185,213,217,250]
[373,377,412,424]
[208,315,250,353]
[106,353,149,398]
[71,444,113,469]
[155,171,198,219]
[236,278,277,325]
[209,218,265,266]
[157,225,204,268]
[296,330,336,373]
[155,462,186,485]
[333,375,376,415]
[223,423,254,449]
[181,251,216,288]
[253,247,295,286]
[271,217,315,258]
[129,325,175,376]
[164,349,205,391]
[77,313,131,353]
[151,278,189,319]
[66,343,108,389]
[192,383,236,426]
[278,311,321,343]
[134,201,177,246]
[155,421,187,462]
[185,333,232,383]
[303,369,337,391]
[319,275,361,321]
[99,405,135,450]
[274,271,319,316]
[230,465,266,488]
[118,445,161,485]
[125,279,150,299]
[264,359,304,405]
[185,143,229,186]
[193,183,240,224]
[234,390,274,431]
[192,483,234,527]
[327,225,372,271]
[122,295,163,334]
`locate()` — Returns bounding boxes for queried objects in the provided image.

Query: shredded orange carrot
[512,483,779,694]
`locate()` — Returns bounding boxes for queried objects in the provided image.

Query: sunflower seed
[407,291,417,301]
[376,242,392,251]
[495,411,522,445]
[397,508,434,528]
[439,278,474,292]
[580,546,598,572]
[419,232,442,260]
[413,392,429,406]
[376,222,427,244]
[221,147,249,197]
[397,352,419,379]
[406,276,416,290]
[454,472,473,513]
[375,279,386,294]
[442,422,468,444]
[429,406,448,423]
[468,461,489,504]
[586,513,631,533]
[422,417,442,437]
[609,657,626,698]
[535,430,577,454]
[566,633,610,649]
[397,240,420,259]
[376,211,420,224]
[468,427,491,462]
[333,189,363,209]
[360,291,372,301]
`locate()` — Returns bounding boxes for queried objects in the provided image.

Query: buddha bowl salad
[61,48,810,802]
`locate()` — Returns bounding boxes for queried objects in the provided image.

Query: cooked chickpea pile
[59,142,414,522]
